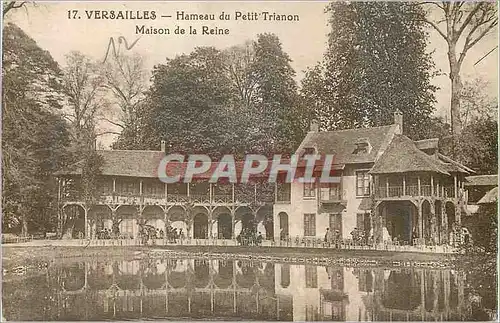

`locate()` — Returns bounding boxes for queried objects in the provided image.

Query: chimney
[394,109,403,134]
[160,140,166,152]
[310,119,319,132]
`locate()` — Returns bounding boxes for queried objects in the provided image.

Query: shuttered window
[304,213,316,236]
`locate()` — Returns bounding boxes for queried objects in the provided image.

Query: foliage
[2,23,72,234]
[251,33,308,156]
[302,2,438,140]
[141,46,237,158]
[80,147,104,207]
[456,118,498,175]
[452,77,498,174]
[129,33,306,158]
[460,204,497,315]
[62,51,107,151]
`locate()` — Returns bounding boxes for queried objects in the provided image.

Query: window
[329,183,341,200]
[304,213,316,236]
[329,213,342,239]
[353,138,371,155]
[320,183,341,200]
[302,147,316,156]
[303,182,316,198]
[356,171,370,196]
[305,265,318,288]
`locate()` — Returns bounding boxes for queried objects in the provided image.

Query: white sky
[5,1,498,148]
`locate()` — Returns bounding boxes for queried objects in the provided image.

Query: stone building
[273,111,473,245]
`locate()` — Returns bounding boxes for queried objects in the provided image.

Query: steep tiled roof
[437,154,475,174]
[369,135,450,175]
[55,150,342,179]
[465,174,498,187]
[297,125,397,165]
[478,187,498,204]
[55,150,165,178]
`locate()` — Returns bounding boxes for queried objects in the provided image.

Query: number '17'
[68,10,78,19]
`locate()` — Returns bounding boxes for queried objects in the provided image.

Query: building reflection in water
[2,258,469,321]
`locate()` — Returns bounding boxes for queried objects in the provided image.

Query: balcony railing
[189,194,210,204]
[276,191,291,203]
[167,194,189,203]
[212,194,232,204]
[375,184,457,199]
[320,189,342,202]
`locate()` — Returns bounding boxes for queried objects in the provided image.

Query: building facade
[273,111,473,246]
[56,111,473,246]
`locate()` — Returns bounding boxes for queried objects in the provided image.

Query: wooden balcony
[276,191,291,204]
[320,188,344,203]
[374,185,456,199]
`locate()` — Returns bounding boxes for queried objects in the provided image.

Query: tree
[223,41,257,110]
[251,33,306,155]
[122,34,306,158]
[452,77,498,175]
[102,52,147,149]
[62,51,106,152]
[459,78,497,129]
[141,46,237,158]
[304,2,438,140]
[423,2,498,139]
[2,23,71,235]
[456,118,497,175]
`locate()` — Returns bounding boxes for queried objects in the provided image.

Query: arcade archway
[445,202,455,231]
[217,213,232,239]
[193,213,209,239]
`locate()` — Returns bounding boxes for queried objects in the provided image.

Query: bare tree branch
[2,1,27,17]
[98,117,124,129]
[424,18,448,41]
[456,3,483,39]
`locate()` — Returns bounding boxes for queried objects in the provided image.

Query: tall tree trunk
[21,211,28,237]
[448,41,463,156]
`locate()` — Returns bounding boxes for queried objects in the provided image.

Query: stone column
[231,209,236,239]
[84,206,89,239]
[208,209,213,240]
[417,202,423,240]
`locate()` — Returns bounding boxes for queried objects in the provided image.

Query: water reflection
[3,257,469,321]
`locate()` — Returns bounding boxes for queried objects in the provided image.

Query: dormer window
[353,138,371,154]
[301,147,317,157]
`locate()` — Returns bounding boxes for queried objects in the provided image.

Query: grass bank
[2,243,459,270]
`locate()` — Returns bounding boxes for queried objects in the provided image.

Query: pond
[2,255,474,321]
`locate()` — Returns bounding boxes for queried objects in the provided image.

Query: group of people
[236,228,263,246]
[96,226,121,239]
[325,227,374,246]
[324,227,343,246]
